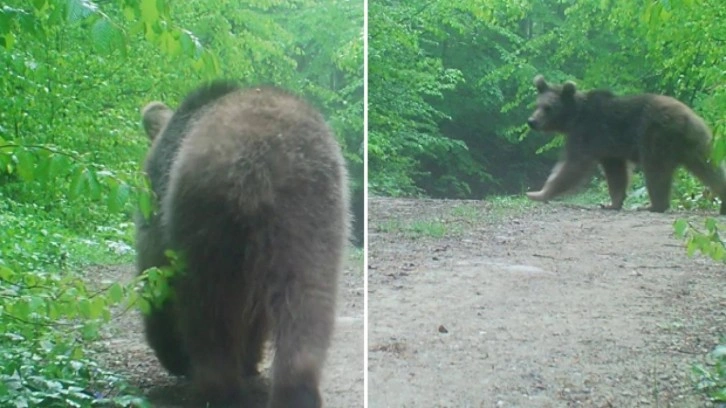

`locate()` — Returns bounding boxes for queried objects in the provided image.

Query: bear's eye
[543,106,552,113]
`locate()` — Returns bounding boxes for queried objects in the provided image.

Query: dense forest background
[369,0,725,208]
[0,0,362,406]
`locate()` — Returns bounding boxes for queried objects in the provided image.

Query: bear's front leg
[527,160,593,202]
[526,190,550,202]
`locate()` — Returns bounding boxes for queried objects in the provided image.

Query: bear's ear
[562,81,576,100]
[533,75,548,93]
[141,101,173,142]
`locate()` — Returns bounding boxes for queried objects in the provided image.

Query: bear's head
[527,75,578,133]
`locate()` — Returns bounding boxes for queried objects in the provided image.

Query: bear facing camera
[526,74,726,215]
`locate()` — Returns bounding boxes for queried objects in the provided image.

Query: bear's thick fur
[526,74,726,215]
[135,81,350,407]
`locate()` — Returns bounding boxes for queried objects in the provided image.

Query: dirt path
[368,197,725,408]
[91,253,364,407]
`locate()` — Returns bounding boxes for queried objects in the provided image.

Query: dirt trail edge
[368,197,725,408]
[90,254,364,407]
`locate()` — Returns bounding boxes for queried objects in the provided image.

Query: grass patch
[450,203,480,220]
[408,219,450,238]
[376,218,458,238]
[487,195,535,214]
[377,219,405,234]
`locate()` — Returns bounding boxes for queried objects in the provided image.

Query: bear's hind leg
[683,155,726,215]
[180,273,247,406]
[642,160,677,213]
[171,225,250,405]
[268,266,339,408]
[136,222,191,376]
[143,302,191,376]
[599,158,630,210]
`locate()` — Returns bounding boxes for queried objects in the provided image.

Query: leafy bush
[0,263,148,407]
[692,343,726,403]
[674,218,725,264]
[674,218,725,403]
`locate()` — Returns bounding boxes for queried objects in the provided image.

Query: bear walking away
[526,74,726,215]
[135,81,350,407]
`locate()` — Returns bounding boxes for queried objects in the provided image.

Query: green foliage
[368,1,472,196]
[0,226,147,406]
[673,179,726,403]
[0,272,151,408]
[369,0,725,207]
[0,195,142,398]
[671,169,724,213]
[692,343,726,403]
[0,347,149,408]
[0,142,144,218]
[136,250,186,314]
[674,218,726,264]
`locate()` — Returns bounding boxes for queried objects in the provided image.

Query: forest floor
[368,196,725,408]
[88,253,364,407]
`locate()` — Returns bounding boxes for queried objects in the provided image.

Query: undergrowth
[0,200,149,407]
[674,216,726,403]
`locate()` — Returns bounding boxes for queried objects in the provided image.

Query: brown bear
[526,74,726,215]
[135,81,350,407]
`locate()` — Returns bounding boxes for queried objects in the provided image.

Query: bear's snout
[527,117,538,129]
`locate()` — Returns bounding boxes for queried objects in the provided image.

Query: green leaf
[49,153,72,178]
[686,240,697,257]
[32,0,48,12]
[673,219,688,237]
[138,298,151,315]
[179,29,199,56]
[80,322,99,340]
[34,149,52,184]
[15,148,36,182]
[69,166,87,199]
[18,10,41,38]
[106,179,121,212]
[0,8,13,35]
[66,0,97,23]
[108,283,124,303]
[0,264,14,280]
[139,0,159,25]
[0,32,15,50]
[70,346,84,359]
[0,150,12,174]
[90,18,112,53]
[705,217,718,231]
[138,188,154,220]
[86,168,101,200]
[91,296,107,319]
[158,30,180,56]
[712,137,726,163]
[78,299,92,318]
[13,300,31,319]
[115,182,131,210]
